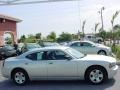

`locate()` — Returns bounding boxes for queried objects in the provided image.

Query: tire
[98,40,102,43]
[85,66,108,84]
[0,54,3,60]
[98,50,106,55]
[12,69,29,86]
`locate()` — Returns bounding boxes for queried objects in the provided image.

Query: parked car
[68,40,112,56]
[1,46,118,85]
[83,35,103,43]
[0,45,16,59]
[59,42,68,46]
[40,42,60,47]
[18,43,24,53]
[21,43,41,53]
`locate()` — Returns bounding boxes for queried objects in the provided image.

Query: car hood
[81,54,116,63]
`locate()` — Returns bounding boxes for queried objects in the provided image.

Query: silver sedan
[1,46,118,85]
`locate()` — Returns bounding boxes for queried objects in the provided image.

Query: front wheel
[85,66,108,84]
[12,70,29,86]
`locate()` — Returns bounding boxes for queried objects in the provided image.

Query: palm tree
[111,11,120,45]
[94,23,100,35]
[82,20,86,38]
[98,7,105,31]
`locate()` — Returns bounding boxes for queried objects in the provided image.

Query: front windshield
[66,48,85,59]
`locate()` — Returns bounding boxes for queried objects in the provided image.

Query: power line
[0,0,79,6]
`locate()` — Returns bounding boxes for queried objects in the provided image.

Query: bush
[112,45,120,60]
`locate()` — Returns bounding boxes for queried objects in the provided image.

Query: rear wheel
[12,70,29,86]
[98,40,102,43]
[98,50,106,55]
[85,66,108,84]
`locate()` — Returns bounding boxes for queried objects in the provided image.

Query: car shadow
[0,78,116,90]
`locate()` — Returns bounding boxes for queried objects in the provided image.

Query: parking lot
[0,61,119,90]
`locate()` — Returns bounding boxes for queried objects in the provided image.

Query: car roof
[27,46,69,52]
[70,40,93,43]
[69,40,96,45]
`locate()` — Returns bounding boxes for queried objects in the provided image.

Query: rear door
[25,51,47,80]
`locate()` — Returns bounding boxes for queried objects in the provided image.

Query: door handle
[49,62,53,64]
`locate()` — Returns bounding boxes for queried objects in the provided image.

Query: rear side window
[26,52,44,61]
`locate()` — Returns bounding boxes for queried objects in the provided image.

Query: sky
[1,0,120,38]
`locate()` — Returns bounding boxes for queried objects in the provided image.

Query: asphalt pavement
[0,61,120,90]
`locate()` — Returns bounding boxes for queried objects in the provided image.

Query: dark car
[21,43,41,53]
[0,45,16,59]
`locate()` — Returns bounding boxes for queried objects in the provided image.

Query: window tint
[47,50,71,60]
[26,53,37,60]
[26,50,71,61]
[54,50,67,60]
[87,36,91,38]
[81,42,92,47]
[71,42,80,47]
[26,51,45,61]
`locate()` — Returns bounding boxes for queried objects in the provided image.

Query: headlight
[109,62,116,68]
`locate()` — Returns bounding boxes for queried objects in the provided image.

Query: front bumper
[108,65,119,79]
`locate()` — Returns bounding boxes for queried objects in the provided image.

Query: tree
[35,33,41,40]
[28,34,35,39]
[27,34,36,43]
[20,35,26,43]
[57,32,73,42]
[82,20,86,38]
[47,31,56,42]
[98,7,105,31]
[111,11,120,29]
[113,24,120,31]
[94,23,99,35]
[111,11,120,45]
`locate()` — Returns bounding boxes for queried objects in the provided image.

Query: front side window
[81,42,92,47]
[54,50,69,60]
[47,50,71,60]
[71,42,80,47]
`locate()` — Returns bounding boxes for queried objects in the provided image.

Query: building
[0,14,21,46]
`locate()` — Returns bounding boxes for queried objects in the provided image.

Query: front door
[46,50,78,79]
